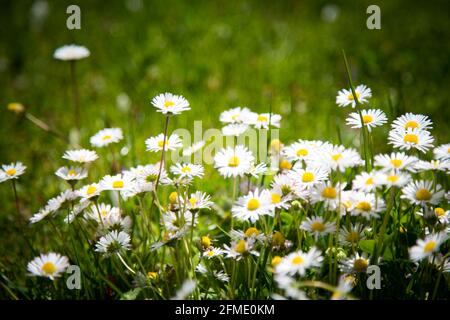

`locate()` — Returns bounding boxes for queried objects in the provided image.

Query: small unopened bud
[7,102,25,114]
[169,191,178,204]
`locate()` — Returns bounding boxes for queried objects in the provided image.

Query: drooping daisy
[401,180,444,205]
[223,238,259,261]
[352,171,381,193]
[247,162,268,179]
[336,84,372,108]
[62,149,98,163]
[76,183,102,200]
[145,133,182,152]
[376,171,411,188]
[182,141,206,156]
[86,203,119,223]
[221,123,248,136]
[27,253,70,280]
[275,247,323,276]
[374,152,418,172]
[388,127,434,153]
[300,216,336,239]
[162,210,197,232]
[346,109,387,132]
[95,230,131,255]
[219,107,256,124]
[100,174,133,191]
[251,113,282,129]
[282,140,317,163]
[231,188,273,223]
[214,145,254,178]
[349,192,385,220]
[230,227,267,244]
[409,232,448,262]
[289,165,329,188]
[320,145,363,172]
[310,182,346,211]
[433,143,450,160]
[414,159,450,172]
[151,92,190,115]
[0,162,26,181]
[183,191,213,211]
[339,252,370,273]
[339,223,367,247]
[54,44,90,61]
[55,166,88,181]
[391,113,433,132]
[170,163,204,179]
[90,128,123,147]
[29,207,52,224]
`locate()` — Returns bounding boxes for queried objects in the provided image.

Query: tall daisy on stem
[1,162,27,216]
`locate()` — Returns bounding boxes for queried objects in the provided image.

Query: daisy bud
[272,231,285,248]
[169,192,178,204]
[271,256,282,267]
[147,272,158,280]
[279,159,292,170]
[7,102,25,114]
[201,236,211,249]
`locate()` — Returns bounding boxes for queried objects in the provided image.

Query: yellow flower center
[147,272,157,280]
[228,156,240,167]
[102,135,112,141]
[296,148,309,157]
[332,153,342,161]
[181,166,191,173]
[301,172,314,183]
[365,177,374,185]
[189,197,197,207]
[311,221,325,232]
[387,175,399,183]
[112,180,124,188]
[404,120,419,129]
[68,169,76,177]
[292,256,304,265]
[101,210,108,217]
[353,258,368,272]
[447,147,450,154]
[235,239,247,254]
[245,227,259,237]
[415,188,431,201]
[404,133,418,144]
[424,240,436,253]
[390,159,403,168]
[356,201,372,212]
[86,185,97,195]
[7,102,25,112]
[164,100,175,108]
[157,140,168,148]
[322,187,337,199]
[346,231,360,243]
[257,115,268,122]
[169,192,178,204]
[5,168,16,176]
[435,207,445,217]
[271,256,282,267]
[279,159,292,170]
[271,193,281,204]
[347,92,360,101]
[206,250,215,257]
[247,198,260,211]
[201,236,211,248]
[362,115,373,124]
[41,262,57,275]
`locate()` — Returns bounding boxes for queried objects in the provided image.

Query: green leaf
[120,288,141,300]
[359,240,376,253]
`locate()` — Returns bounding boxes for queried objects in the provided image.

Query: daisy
[27,253,69,280]
[414,159,450,172]
[374,152,418,172]
[203,247,225,259]
[433,143,450,160]
[170,163,204,179]
[221,123,248,136]
[54,44,90,60]
[223,238,259,261]
[282,140,317,163]
[0,162,26,181]
[300,216,336,239]
[349,192,385,220]
[95,230,131,255]
[55,166,87,181]
[151,92,190,115]
[100,174,133,191]
[214,145,254,178]
[431,207,450,224]
[29,207,52,224]
[251,113,282,129]
[339,253,371,273]
[352,171,381,192]
[162,210,197,232]
[331,275,355,300]
[264,188,291,210]
[336,84,372,108]
[230,227,267,244]
[271,173,297,198]
[401,180,444,205]
[388,127,434,153]
[182,141,206,156]
[376,172,410,188]
[86,203,119,223]
[339,223,367,247]
[346,109,387,132]
[132,163,171,186]
[289,165,329,188]
[183,191,213,211]
[275,247,323,276]
[76,183,102,200]
[310,182,346,210]
[231,188,273,223]
[62,149,98,163]
[145,133,182,152]
[219,107,256,124]
[409,232,448,262]
[391,113,433,132]
[320,145,362,172]
[90,128,123,147]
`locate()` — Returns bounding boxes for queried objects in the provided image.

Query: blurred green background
[0,0,449,296]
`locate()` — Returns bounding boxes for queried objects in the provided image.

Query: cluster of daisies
[3,79,449,298]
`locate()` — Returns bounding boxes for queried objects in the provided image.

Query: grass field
[0,0,449,299]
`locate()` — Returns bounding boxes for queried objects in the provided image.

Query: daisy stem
[69,60,81,130]
[11,180,20,216]
[116,252,136,274]
[431,252,450,300]
[25,112,71,145]
[374,186,396,263]
[94,200,105,228]
[155,115,170,192]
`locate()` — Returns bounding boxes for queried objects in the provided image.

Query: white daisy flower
[214,145,254,178]
[0,162,26,181]
[339,223,367,247]
[414,159,450,172]
[388,127,434,153]
[231,188,273,223]
[27,252,70,280]
[132,163,171,186]
[376,172,411,188]
[391,113,433,132]
[289,165,329,188]
[100,174,134,191]
[76,183,102,200]
[90,128,123,147]
[409,232,448,262]
[151,92,190,115]
[300,216,336,239]
[171,279,196,300]
[183,191,213,211]
[182,141,206,156]
[247,162,267,178]
[251,113,282,129]
[336,84,372,108]
[62,149,98,163]
[432,207,450,224]
[319,145,363,172]
[170,163,204,179]
[352,171,381,193]
[264,188,291,210]
[221,123,249,136]
[230,227,267,243]
[145,133,182,152]
[223,238,259,261]
[95,230,131,255]
[433,143,450,160]
[86,203,119,222]
[346,109,387,132]
[282,140,317,163]
[339,252,370,273]
[219,107,256,124]
[54,44,90,61]
[374,152,418,172]
[162,210,197,232]
[349,192,385,220]
[29,207,52,224]
[55,166,88,181]
[271,173,298,198]
[401,180,444,205]
[310,182,346,211]
[275,247,323,276]
[203,247,225,259]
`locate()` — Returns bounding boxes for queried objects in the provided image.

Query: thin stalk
[116,252,136,275]
[154,115,170,192]
[69,60,81,130]
[11,180,20,216]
